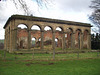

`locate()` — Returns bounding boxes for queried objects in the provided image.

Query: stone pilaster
[62,32,66,50]
[80,33,83,49]
[28,30,31,50]
[8,30,10,52]
[52,31,55,50]
[72,33,75,49]
[10,28,17,52]
[6,33,8,51]
[41,30,44,50]
[52,31,55,60]
[15,28,17,50]
[7,33,9,51]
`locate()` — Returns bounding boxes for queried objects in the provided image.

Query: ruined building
[3,15,91,53]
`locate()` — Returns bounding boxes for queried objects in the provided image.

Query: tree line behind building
[0,40,4,49]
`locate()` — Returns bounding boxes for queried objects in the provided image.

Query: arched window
[31,37,36,48]
[17,24,28,49]
[31,25,41,49]
[31,25,41,30]
[55,38,58,47]
[17,24,28,29]
[44,26,53,49]
[75,29,82,49]
[44,26,53,31]
[56,27,63,32]
[55,27,63,49]
[66,28,73,48]
[83,30,89,49]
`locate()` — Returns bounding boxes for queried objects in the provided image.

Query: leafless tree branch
[89,0,100,34]
[10,0,51,15]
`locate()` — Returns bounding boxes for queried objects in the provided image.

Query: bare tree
[89,0,100,33]
[0,0,50,15]
[12,0,50,15]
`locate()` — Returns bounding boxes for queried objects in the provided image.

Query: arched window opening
[78,32,81,49]
[44,26,53,50]
[75,29,81,49]
[17,37,28,49]
[83,30,89,49]
[56,27,62,31]
[55,38,58,47]
[17,24,28,29]
[65,34,67,38]
[39,38,41,41]
[31,37,36,48]
[44,26,52,31]
[17,24,28,49]
[65,28,73,49]
[31,25,40,30]
[31,25,41,49]
[55,27,63,49]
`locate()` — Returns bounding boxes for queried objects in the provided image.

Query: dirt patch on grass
[25,62,54,66]
[26,63,31,66]
[48,63,54,65]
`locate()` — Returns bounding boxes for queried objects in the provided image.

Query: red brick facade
[17,28,89,49]
[4,15,91,52]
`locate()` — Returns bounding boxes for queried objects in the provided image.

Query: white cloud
[0,0,93,39]
[54,0,91,12]
[0,0,39,39]
[37,0,92,24]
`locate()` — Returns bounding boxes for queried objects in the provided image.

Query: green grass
[0,58,100,75]
[0,39,4,43]
[0,50,100,60]
[0,50,100,75]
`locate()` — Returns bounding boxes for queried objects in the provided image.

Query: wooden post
[97,51,99,57]
[32,49,34,60]
[4,50,6,60]
[77,50,79,59]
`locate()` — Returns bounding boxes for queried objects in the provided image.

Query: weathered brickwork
[17,29,63,49]
[3,15,91,53]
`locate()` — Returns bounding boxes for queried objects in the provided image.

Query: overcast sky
[0,0,93,39]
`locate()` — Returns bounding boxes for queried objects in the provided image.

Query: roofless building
[3,15,91,53]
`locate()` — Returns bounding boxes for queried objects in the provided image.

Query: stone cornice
[3,15,92,29]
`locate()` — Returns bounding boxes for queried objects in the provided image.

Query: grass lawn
[0,50,100,60]
[0,50,100,75]
[0,59,100,75]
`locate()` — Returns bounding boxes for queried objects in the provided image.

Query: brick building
[3,15,91,53]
